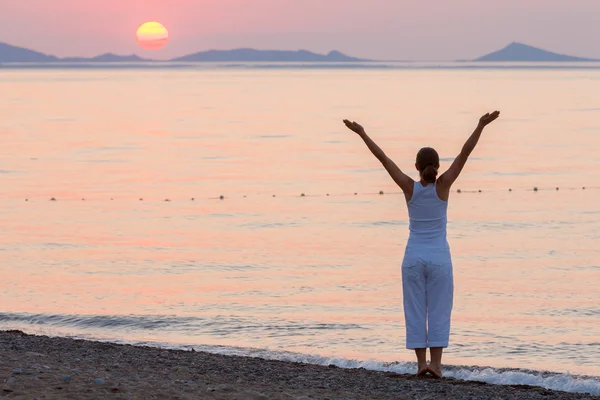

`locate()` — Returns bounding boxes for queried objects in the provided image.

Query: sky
[2,0,600,61]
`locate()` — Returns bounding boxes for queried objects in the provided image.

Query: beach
[1,330,597,400]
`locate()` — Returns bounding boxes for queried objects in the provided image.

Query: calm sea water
[1,65,599,394]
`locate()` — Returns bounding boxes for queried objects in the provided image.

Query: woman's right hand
[343,119,366,135]
[478,111,500,128]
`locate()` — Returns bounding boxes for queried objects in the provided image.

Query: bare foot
[416,364,428,377]
[427,365,442,379]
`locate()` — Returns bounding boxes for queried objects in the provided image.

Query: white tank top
[406,180,449,250]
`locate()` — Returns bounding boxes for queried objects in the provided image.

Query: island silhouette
[0,41,597,64]
[473,42,596,62]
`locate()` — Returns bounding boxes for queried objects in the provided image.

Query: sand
[1,330,597,399]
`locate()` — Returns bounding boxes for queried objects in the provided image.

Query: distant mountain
[0,42,58,62]
[0,42,150,63]
[474,42,597,62]
[171,48,367,62]
[61,53,149,62]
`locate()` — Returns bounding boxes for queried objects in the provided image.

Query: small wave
[534,307,600,318]
[0,313,182,330]
[441,365,600,395]
[77,159,129,163]
[350,220,407,228]
[566,107,600,112]
[39,242,92,249]
[238,221,302,229]
[252,134,290,139]
[0,312,364,335]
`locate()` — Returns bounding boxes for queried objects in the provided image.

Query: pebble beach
[1,330,598,400]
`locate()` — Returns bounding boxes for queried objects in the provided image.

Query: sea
[0,62,599,395]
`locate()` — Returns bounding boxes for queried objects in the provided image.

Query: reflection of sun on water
[136,21,169,50]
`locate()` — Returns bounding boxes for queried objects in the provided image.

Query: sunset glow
[136,21,169,51]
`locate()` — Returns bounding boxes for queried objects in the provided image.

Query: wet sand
[1,330,597,399]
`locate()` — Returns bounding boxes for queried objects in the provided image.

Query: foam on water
[1,312,599,396]
[183,344,600,396]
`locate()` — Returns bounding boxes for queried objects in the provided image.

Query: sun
[136,21,169,51]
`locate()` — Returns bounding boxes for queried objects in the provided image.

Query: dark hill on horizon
[170,48,365,62]
[473,42,598,62]
[61,53,148,62]
[0,42,58,62]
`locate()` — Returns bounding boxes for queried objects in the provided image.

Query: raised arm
[343,119,414,197]
[438,111,500,192]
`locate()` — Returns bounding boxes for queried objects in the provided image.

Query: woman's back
[406,181,448,250]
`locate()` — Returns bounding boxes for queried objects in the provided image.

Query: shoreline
[1,330,598,399]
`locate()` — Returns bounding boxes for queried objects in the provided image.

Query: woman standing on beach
[343,111,500,378]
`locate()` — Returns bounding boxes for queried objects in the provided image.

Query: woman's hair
[416,147,440,183]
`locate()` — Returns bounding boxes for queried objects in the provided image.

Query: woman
[343,111,500,378]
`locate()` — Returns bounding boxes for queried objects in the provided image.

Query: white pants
[401,247,454,349]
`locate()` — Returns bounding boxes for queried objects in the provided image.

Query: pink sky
[2,0,599,60]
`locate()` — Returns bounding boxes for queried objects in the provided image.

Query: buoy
[354,193,357,195]
[273,195,276,197]
[379,190,384,195]
[478,190,482,193]
[534,187,538,192]
[509,188,512,192]
[51,197,56,201]
[556,187,559,191]
[457,189,462,193]
[219,195,224,200]
[191,198,195,201]
[301,193,305,197]
[139,198,143,201]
